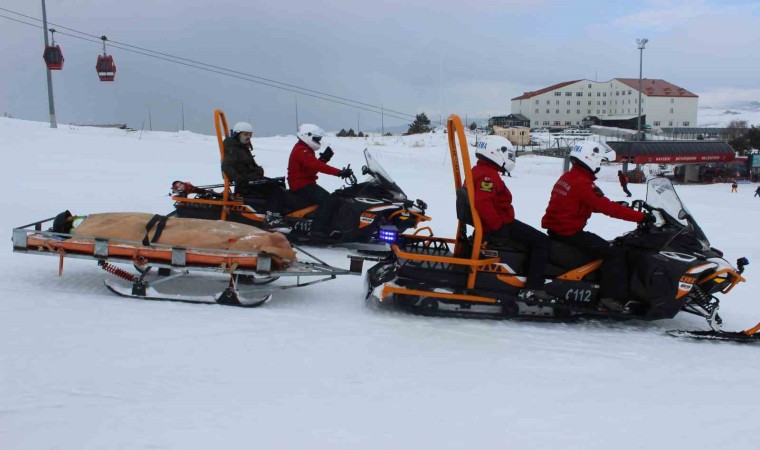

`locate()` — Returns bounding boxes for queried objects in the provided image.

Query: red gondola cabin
[43,45,64,70]
[96,55,116,82]
[96,35,116,82]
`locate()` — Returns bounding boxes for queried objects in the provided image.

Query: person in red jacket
[472,136,551,302]
[288,124,353,235]
[542,141,652,311]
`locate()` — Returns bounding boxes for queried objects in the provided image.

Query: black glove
[639,212,656,228]
[319,146,334,163]
[338,167,354,179]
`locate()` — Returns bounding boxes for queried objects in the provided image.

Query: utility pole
[381,105,384,136]
[636,38,648,140]
[440,54,443,126]
[295,95,299,132]
[147,105,152,131]
[358,112,361,134]
[181,101,185,131]
[41,0,57,128]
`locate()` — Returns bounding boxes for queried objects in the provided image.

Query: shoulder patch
[480,179,494,192]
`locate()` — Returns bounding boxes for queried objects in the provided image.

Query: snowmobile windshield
[364,149,406,201]
[645,177,710,249]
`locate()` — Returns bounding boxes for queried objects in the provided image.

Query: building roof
[512,78,697,101]
[616,78,698,97]
[607,141,734,164]
[511,80,582,100]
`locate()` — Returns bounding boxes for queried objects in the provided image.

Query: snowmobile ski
[667,322,760,343]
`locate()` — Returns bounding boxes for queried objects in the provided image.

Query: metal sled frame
[170,108,317,224]
[13,217,360,307]
[376,115,600,308]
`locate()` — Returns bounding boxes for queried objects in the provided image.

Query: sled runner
[12,215,360,307]
[170,109,429,251]
[365,114,754,342]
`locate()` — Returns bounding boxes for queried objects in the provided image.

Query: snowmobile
[365,114,757,342]
[170,109,429,252]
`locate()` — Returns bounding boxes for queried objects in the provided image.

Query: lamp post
[41,0,57,128]
[636,38,648,140]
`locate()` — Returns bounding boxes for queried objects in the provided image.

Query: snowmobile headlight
[378,225,399,244]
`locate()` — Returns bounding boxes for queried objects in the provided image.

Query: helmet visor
[312,135,323,144]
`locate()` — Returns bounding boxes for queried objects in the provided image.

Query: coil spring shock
[101,262,137,282]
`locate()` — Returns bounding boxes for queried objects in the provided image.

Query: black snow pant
[621,183,632,197]
[549,230,629,300]
[291,184,336,232]
[489,220,550,290]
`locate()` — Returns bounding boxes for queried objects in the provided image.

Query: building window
[588,101,592,106]
[535,121,540,126]
[596,101,600,106]
[554,121,561,125]
[556,100,560,105]
[566,109,571,113]
[615,91,619,96]
[546,109,550,113]
[577,101,581,105]
[653,121,661,126]
[588,93,591,97]
[535,109,539,113]
[597,92,600,97]
[535,100,539,104]
[554,92,562,96]
[670,108,674,113]
[603,92,607,97]
[543,121,550,126]
[576,92,583,96]
[565,92,572,96]
[602,110,606,114]
[628,90,632,94]
[556,109,560,113]
[669,121,673,126]
[587,110,591,114]
[565,121,572,125]
[603,101,606,105]
[567,101,571,105]
[577,110,581,114]
[588,84,592,88]
[546,100,550,105]
[683,121,690,126]
[596,110,600,114]
[671,98,674,103]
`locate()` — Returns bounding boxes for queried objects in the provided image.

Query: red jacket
[542,165,645,236]
[287,140,340,191]
[472,160,514,233]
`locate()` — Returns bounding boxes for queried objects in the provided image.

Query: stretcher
[12,216,362,307]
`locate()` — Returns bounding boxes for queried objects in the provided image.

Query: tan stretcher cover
[73,213,296,262]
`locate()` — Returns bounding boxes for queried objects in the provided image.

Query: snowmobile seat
[455,188,474,226]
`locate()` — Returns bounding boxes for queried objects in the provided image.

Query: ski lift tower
[40,0,57,128]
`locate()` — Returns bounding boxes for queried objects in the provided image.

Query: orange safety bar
[214,109,232,221]
[446,114,485,289]
[698,268,746,294]
[391,244,499,267]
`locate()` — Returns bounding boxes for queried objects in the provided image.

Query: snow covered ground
[1,117,759,450]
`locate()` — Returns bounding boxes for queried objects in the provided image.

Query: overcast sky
[1,0,758,135]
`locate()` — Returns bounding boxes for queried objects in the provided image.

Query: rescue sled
[12,215,360,307]
[170,109,429,252]
[364,114,758,342]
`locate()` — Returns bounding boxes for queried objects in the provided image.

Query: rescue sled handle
[214,108,232,220]
[447,114,486,289]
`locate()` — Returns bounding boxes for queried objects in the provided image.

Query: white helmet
[569,140,617,173]
[232,122,253,134]
[297,124,325,151]
[474,135,516,174]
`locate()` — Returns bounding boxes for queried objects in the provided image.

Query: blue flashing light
[378,225,399,244]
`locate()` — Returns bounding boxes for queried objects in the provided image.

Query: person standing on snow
[472,136,552,302]
[287,124,353,235]
[541,141,653,312]
[731,180,738,193]
[618,170,632,197]
[754,186,760,197]
[221,122,264,195]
